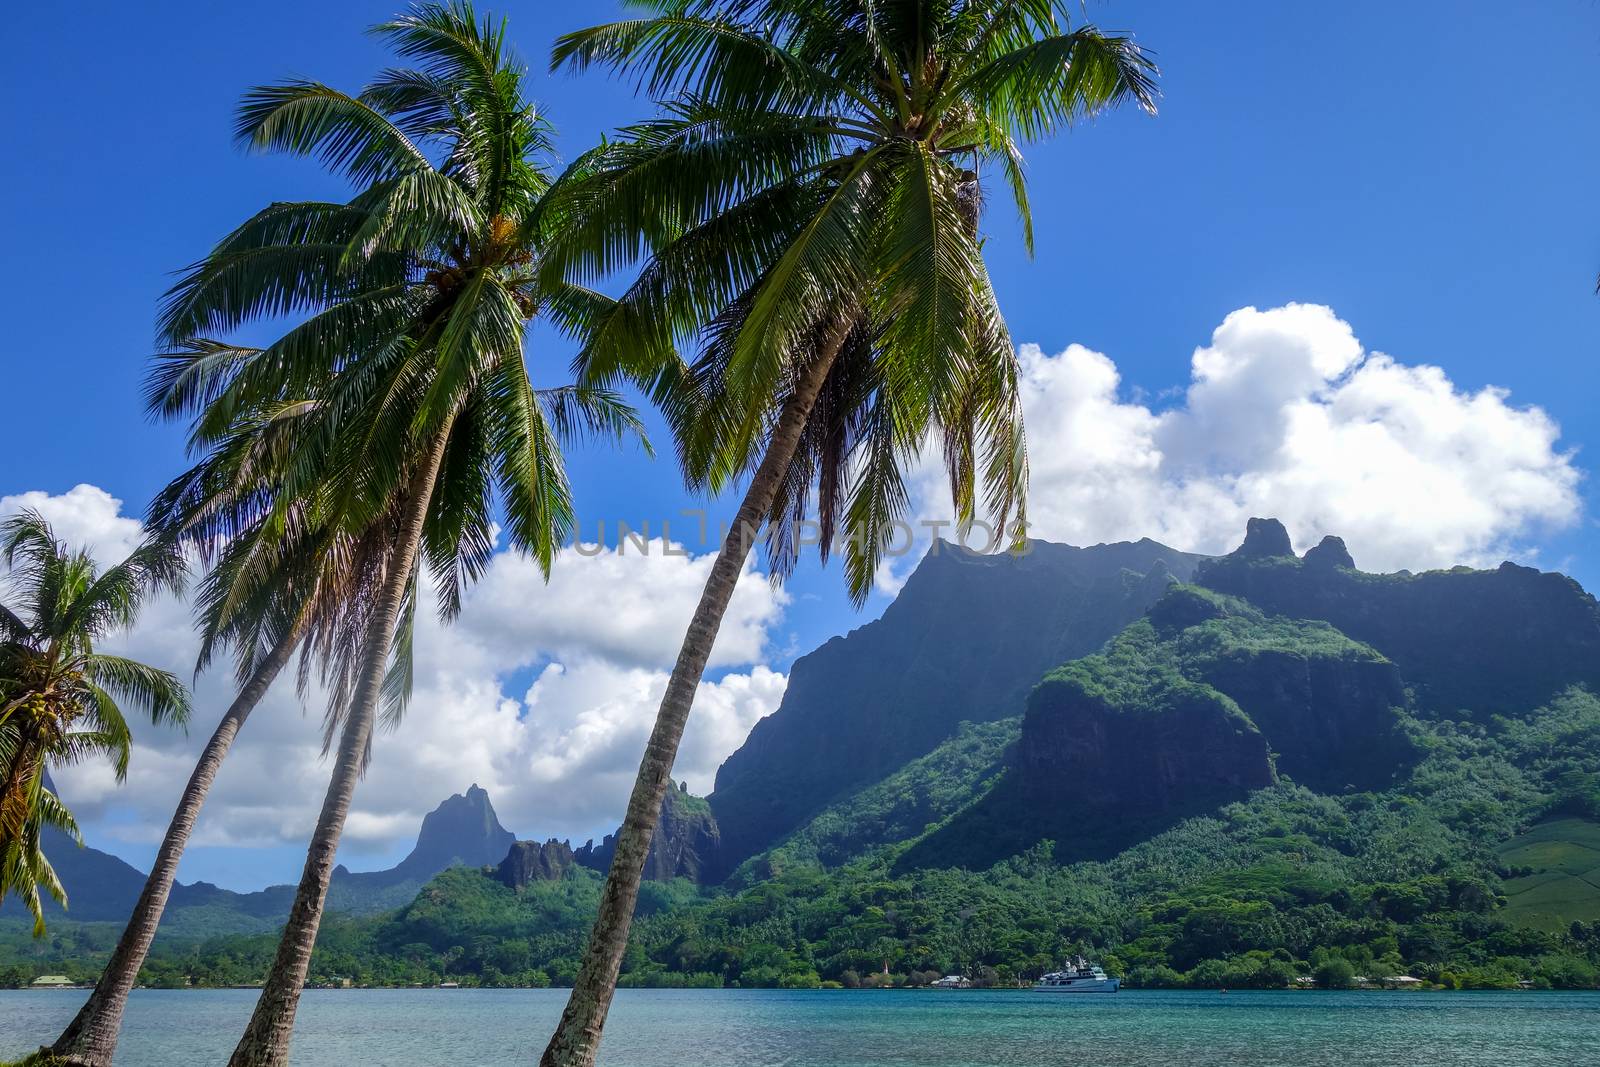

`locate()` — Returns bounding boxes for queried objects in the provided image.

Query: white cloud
[0,490,790,874]
[906,303,1581,573]
[504,659,787,828]
[4,302,1585,882]
[0,484,144,562]
[452,536,781,670]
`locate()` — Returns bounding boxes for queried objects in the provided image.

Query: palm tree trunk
[228,427,453,1067]
[49,628,299,1067]
[539,319,853,1067]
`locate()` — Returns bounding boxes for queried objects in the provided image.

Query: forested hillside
[8,522,1600,993]
[709,537,1205,874]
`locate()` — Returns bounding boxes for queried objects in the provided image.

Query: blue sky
[4,1,1599,889]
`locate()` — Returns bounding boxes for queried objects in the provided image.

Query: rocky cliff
[1197,518,1600,717]
[35,784,518,929]
[575,782,722,882]
[1015,661,1274,821]
[1151,583,1414,793]
[1195,647,1409,792]
[497,839,577,889]
[709,537,1206,876]
[897,584,1411,870]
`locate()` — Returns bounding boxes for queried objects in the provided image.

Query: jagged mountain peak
[394,785,515,879]
[1198,521,1600,716]
[570,779,722,883]
[1303,534,1355,569]
[1235,516,1294,558]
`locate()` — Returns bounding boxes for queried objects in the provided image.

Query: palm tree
[0,512,190,935]
[49,394,408,1067]
[122,6,641,1064]
[537,3,1156,1063]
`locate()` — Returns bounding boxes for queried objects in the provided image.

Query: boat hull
[1033,978,1121,993]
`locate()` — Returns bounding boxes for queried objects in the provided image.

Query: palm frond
[948,27,1158,140]
[84,656,191,729]
[235,81,430,185]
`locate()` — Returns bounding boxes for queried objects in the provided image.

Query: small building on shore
[31,975,74,988]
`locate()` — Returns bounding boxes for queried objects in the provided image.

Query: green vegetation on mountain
[1497,818,1600,932]
[13,626,1600,994]
[901,585,1413,870]
[10,522,1600,996]
[710,540,1203,874]
[742,718,1020,878]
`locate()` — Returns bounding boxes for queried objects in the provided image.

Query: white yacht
[1034,956,1120,993]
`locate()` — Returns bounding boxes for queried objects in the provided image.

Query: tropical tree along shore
[535,2,1155,1063]
[210,7,647,1062]
[0,513,190,938]
[49,404,418,1066]
[22,3,647,1064]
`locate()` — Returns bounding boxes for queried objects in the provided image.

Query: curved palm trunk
[228,428,452,1067]
[49,629,299,1067]
[539,322,851,1067]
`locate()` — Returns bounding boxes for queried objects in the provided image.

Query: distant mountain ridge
[23,776,719,935]
[18,784,518,932]
[343,783,514,888]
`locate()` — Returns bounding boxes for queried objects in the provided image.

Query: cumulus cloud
[0,484,144,561]
[0,488,789,874]
[3,302,1585,882]
[453,536,780,670]
[907,303,1581,573]
[354,542,788,842]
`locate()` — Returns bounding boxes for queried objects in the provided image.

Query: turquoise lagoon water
[1,988,1596,1065]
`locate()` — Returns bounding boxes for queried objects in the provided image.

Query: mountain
[333,783,514,893]
[15,784,516,933]
[896,583,1415,870]
[14,521,1600,995]
[1196,518,1600,716]
[708,536,1207,875]
[573,782,722,883]
[29,828,151,924]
